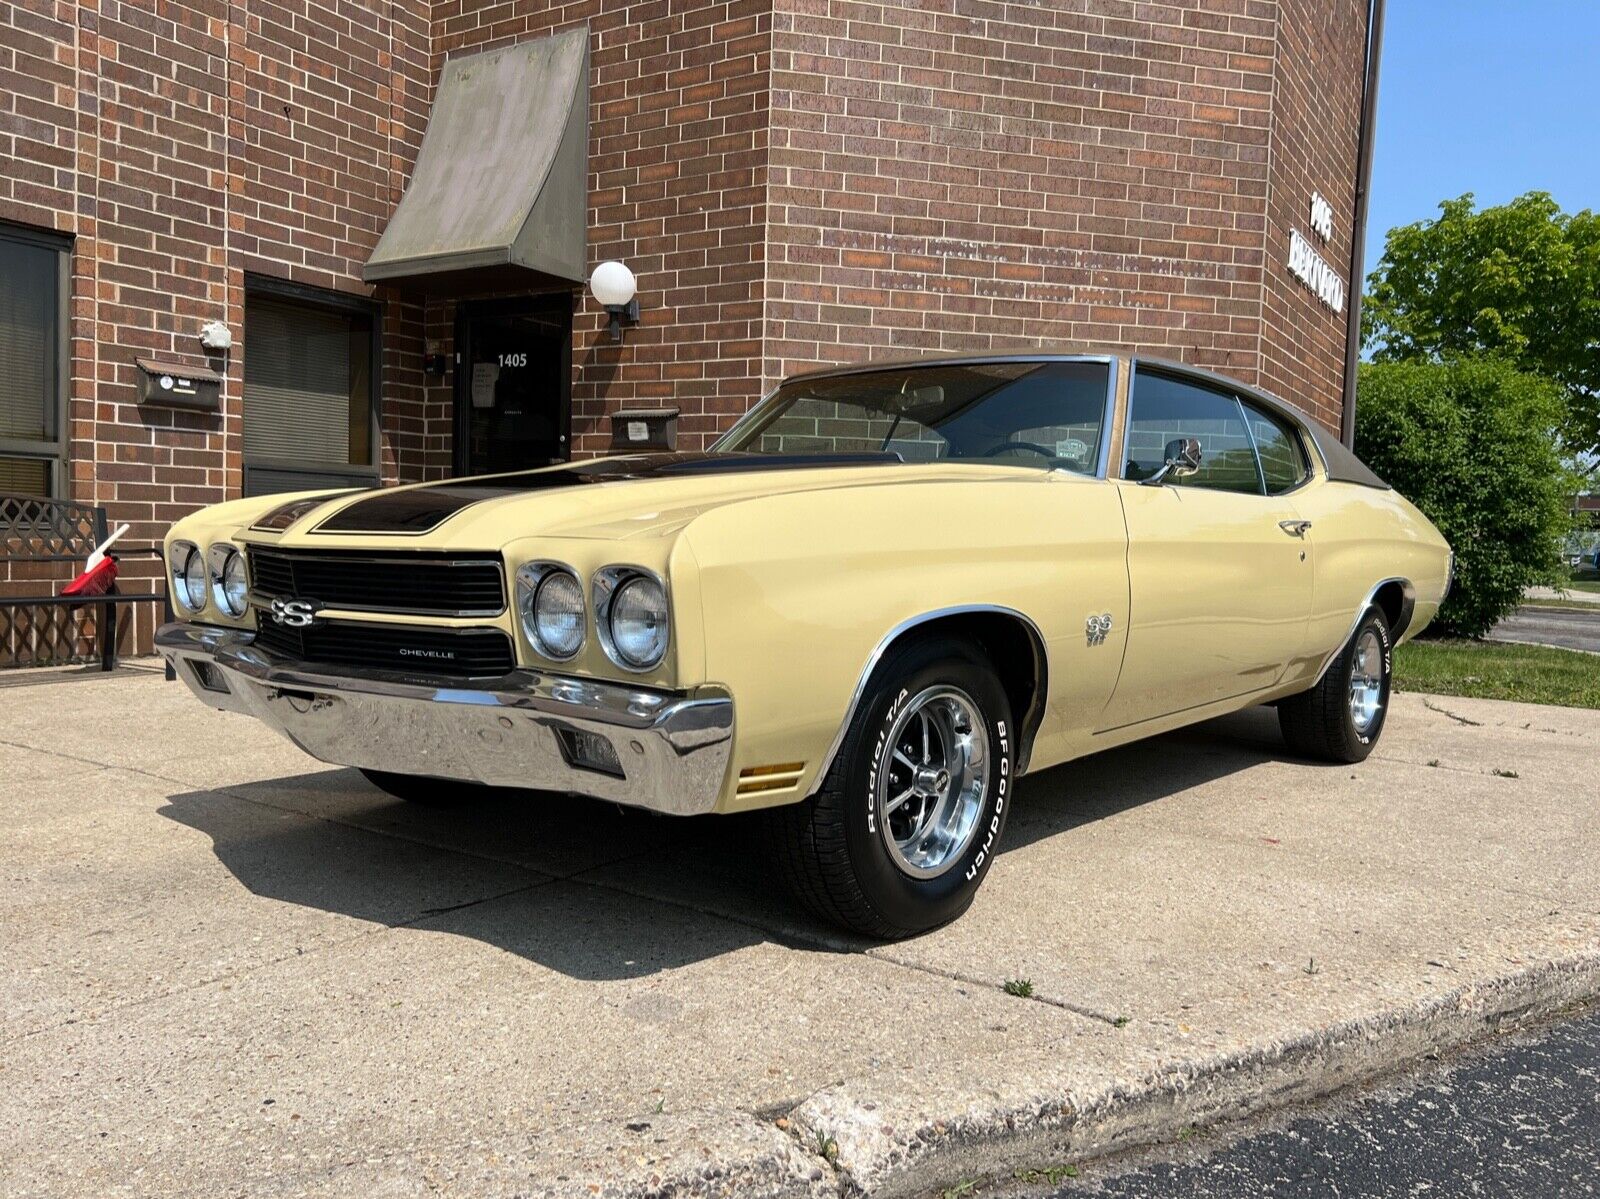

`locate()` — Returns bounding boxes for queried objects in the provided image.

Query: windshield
[715,360,1111,474]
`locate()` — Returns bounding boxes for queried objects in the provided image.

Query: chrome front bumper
[157,623,734,815]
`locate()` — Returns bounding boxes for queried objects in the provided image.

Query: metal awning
[363,27,589,294]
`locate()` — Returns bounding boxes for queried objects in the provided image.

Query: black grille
[246,547,505,616]
[254,619,517,678]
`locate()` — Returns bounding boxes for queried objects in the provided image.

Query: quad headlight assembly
[594,566,669,672]
[208,543,250,617]
[514,561,676,673]
[516,562,587,661]
[169,540,207,613]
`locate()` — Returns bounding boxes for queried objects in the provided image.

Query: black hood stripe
[309,452,902,535]
[251,490,360,533]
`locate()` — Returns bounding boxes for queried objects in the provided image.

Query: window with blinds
[0,227,64,496]
[243,292,376,495]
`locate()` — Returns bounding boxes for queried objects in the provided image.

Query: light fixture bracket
[604,297,640,343]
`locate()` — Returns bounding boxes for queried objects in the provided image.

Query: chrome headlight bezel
[208,543,250,617]
[593,565,670,672]
[169,540,206,613]
[516,561,586,661]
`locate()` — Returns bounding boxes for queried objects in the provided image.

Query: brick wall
[761,0,1364,437]
[1257,0,1366,433]
[1,0,1368,569]
[0,0,434,574]
[426,0,773,453]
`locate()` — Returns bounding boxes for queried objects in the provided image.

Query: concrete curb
[787,948,1600,1197]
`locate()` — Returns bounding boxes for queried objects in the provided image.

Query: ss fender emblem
[269,597,321,628]
[1085,612,1113,647]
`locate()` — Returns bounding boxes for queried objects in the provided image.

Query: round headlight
[528,569,585,660]
[218,548,249,616]
[608,575,668,669]
[180,546,207,611]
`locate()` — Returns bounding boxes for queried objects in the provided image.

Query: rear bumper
[156,622,734,815]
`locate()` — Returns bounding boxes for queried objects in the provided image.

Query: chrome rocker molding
[156,622,734,816]
[809,604,1050,797]
[1312,576,1416,686]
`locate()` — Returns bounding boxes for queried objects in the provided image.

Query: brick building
[1,0,1378,577]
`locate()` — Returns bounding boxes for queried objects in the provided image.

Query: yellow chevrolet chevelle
[160,352,1452,937]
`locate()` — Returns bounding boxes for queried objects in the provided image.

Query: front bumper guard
[157,623,734,816]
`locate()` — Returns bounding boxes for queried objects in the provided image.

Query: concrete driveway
[2,666,1598,1198]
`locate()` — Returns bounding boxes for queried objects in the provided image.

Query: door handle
[1278,520,1312,537]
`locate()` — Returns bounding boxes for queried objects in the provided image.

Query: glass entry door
[454,295,572,476]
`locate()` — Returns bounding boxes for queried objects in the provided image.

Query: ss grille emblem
[269,597,322,628]
[1085,612,1113,647]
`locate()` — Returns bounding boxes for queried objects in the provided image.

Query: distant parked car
[158,351,1453,938]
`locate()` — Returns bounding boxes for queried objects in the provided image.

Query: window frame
[1121,367,1265,495]
[1238,397,1312,496]
[1122,361,1319,498]
[242,273,382,496]
[0,222,71,496]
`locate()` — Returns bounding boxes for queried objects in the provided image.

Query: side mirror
[1140,436,1203,485]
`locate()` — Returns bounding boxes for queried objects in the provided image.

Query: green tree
[1362,192,1600,466]
[1356,358,1577,639]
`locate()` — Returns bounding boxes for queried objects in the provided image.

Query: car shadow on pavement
[1004,702,1307,852]
[157,704,1314,975]
[157,772,775,980]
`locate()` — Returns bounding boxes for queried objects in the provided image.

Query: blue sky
[1364,0,1600,282]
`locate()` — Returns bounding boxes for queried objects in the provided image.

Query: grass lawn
[1394,638,1600,709]
[1560,578,1600,594]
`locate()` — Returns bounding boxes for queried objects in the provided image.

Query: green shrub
[1355,358,1577,638]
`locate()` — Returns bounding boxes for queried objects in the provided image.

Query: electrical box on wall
[609,407,678,452]
[135,358,222,413]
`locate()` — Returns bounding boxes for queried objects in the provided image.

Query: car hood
[248,452,1063,546]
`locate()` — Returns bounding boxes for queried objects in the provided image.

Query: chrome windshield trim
[1093,355,1118,479]
[712,354,1121,479]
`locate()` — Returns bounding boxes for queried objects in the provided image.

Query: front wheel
[1279,605,1392,763]
[765,636,1014,939]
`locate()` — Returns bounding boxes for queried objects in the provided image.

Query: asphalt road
[1016,1006,1600,1199]
[1490,605,1600,654]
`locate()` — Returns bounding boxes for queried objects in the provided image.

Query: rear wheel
[765,636,1014,939]
[359,768,487,806]
[1279,605,1392,763]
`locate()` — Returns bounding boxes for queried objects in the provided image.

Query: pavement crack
[1420,699,1485,726]
[3,877,551,1048]
[866,948,1127,1025]
[0,735,205,793]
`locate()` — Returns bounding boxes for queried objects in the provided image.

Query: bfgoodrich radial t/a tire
[1279,605,1392,763]
[766,636,1014,939]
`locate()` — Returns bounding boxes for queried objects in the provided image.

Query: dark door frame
[452,292,574,477]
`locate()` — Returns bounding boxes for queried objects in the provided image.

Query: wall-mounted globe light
[589,260,640,343]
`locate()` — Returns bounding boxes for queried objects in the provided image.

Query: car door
[1097,368,1314,730]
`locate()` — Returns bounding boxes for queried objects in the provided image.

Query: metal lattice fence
[0,492,162,670]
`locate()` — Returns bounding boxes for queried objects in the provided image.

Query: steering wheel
[984,441,1057,460]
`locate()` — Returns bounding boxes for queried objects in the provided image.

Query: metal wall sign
[1288,191,1347,314]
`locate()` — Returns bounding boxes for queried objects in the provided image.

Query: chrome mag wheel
[876,685,991,879]
[1348,627,1385,735]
